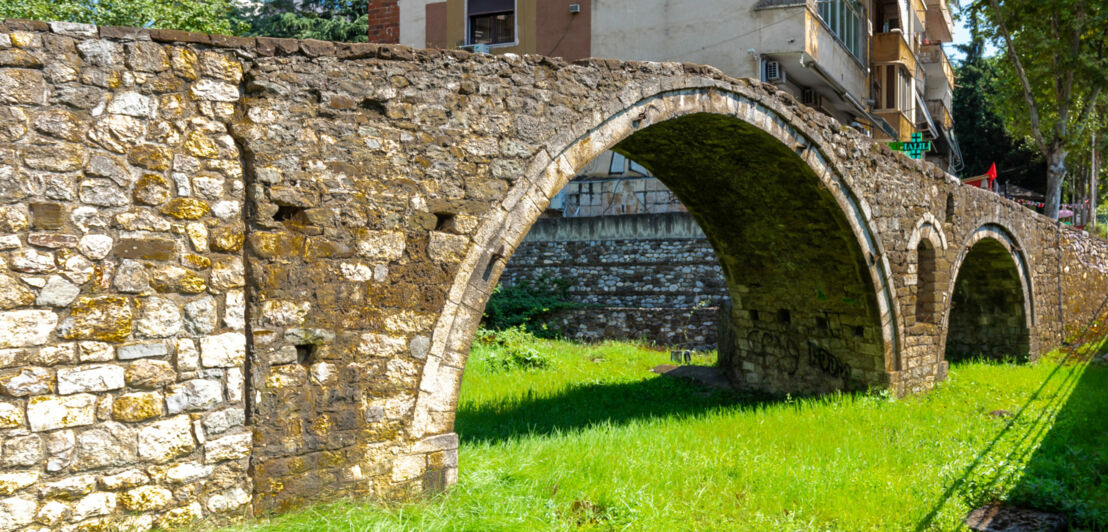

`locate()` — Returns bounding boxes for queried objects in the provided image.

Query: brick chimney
[366,0,400,43]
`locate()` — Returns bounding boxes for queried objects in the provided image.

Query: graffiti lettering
[807,342,851,379]
[744,330,801,375]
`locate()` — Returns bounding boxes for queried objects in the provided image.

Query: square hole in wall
[274,204,308,224]
[434,212,456,232]
[296,344,316,366]
[854,326,866,338]
[749,309,759,322]
[776,309,791,325]
[816,317,829,331]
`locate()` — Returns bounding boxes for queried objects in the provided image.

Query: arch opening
[605,113,886,394]
[915,239,938,325]
[945,237,1032,362]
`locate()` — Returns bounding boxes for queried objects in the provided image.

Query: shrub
[473,326,551,371]
[481,276,578,337]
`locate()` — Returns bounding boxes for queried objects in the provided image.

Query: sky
[947,8,997,63]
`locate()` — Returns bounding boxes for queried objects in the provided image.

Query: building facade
[390,0,960,170]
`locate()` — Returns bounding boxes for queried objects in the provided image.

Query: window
[875,64,912,112]
[468,0,515,45]
[816,0,865,60]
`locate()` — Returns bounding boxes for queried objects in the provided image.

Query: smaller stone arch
[906,214,948,326]
[941,223,1035,362]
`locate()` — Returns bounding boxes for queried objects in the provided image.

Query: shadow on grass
[1003,358,1108,528]
[455,375,780,444]
[914,342,1108,530]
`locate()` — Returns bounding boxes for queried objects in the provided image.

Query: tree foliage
[968,0,1108,219]
[0,0,244,35]
[238,0,368,42]
[953,24,1045,189]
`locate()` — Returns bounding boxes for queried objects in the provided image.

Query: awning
[915,91,938,139]
[468,0,514,16]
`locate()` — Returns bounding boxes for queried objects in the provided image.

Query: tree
[0,0,245,35]
[238,0,369,43]
[953,17,1045,189]
[973,0,1108,219]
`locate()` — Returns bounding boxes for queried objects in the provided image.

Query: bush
[473,326,551,371]
[481,276,577,337]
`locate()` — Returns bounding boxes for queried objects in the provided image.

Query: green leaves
[968,0,1107,217]
[0,0,370,41]
[238,0,369,42]
[481,276,579,337]
[0,0,245,35]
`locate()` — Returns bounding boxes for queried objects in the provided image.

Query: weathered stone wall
[542,306,721,348]
[500,213,727,348]
[0,20,251,531]
[0,19,1104,531]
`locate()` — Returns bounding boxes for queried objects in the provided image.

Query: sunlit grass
[232,336,1108,531]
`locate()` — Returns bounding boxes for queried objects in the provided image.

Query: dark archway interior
[607,113,886,394]
[916,240,938,324]
[945,239,1030,362]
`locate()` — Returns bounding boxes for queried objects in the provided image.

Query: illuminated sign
[889,132,932,159]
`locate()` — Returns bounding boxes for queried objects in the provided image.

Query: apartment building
[386,0,961,171]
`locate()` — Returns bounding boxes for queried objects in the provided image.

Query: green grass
[235,335,1108,531]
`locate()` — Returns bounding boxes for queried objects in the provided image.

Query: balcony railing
[926,100,953,130]
[924,0,954,42]
[919,44,954,89]
[872,31,917,73]
[873,109,915,141]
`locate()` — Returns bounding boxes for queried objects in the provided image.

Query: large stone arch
[941,223,1036,362]
[409,86,903,449]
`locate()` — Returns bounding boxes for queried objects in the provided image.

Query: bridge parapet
[0,19,1105,530]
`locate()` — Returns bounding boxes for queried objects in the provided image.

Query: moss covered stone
[161,198,209,220]
[61,296,133,342]
[112,392,164,422]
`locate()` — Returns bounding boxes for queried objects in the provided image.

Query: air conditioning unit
[801,88,824,109]
[569,3,581,13]
[459,43,491,54]
[764,60,785,83]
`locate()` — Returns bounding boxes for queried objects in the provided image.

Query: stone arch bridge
[0,21,1105,529]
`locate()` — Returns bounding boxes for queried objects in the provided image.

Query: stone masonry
[500,213,728,348]
[0,20,1105,530]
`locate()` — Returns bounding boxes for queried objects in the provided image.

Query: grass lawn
[235,333,1108,531]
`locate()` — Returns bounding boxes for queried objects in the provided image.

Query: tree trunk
[1043,148,1069,220]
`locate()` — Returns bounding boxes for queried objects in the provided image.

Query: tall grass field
[234,331,1108,531]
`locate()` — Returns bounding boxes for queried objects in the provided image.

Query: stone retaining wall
[499,213,726,348]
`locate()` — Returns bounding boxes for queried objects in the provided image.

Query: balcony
[924,0,954,42]
[874,110,916,141]
[926,100,953,130]
[911,0,928,24]
[919,44,954,89]
[872,31,917,73]
[920,43,953,127]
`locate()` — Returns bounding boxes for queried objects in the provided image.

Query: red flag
[986,162,997,185]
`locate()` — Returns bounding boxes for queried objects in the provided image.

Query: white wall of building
[398,0,436,49]
[590,0,767,79]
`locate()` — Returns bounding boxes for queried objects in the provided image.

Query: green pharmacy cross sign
[888,133,932,159]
